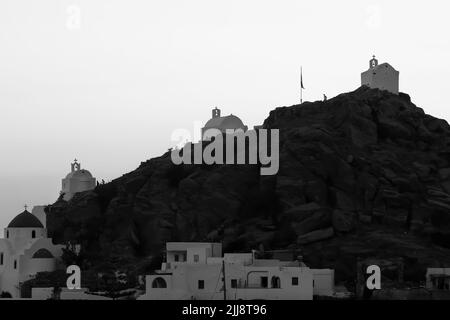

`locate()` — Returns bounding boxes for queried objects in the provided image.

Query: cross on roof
[24,204,28,211]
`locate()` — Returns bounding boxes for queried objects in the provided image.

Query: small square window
[198,280,205,289]
[292,277,299,286]
[231,279,238,288]
[194,254,199,263]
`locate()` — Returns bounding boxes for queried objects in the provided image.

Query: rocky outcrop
[47,86,450,285]
[297,227,334,245]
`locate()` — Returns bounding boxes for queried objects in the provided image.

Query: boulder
[427,199,450,211]
[412,162,432,180]
[350,115,378,147]
[332,188,356,211]
[292,209,331,235]
[284,202,322,219]
[332,210,356,232]
[438,168,450,180]
[378,117,412,140]
[441,181,450,194]
[297,228,334,245]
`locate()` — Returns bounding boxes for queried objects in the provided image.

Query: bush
[21,270,67,298]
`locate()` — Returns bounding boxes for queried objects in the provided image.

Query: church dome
[204,114,246,131]
[8,210,44,228]
[65,169,93,180]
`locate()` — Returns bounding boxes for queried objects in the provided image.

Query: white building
[202,108,248,140]
[61,159,96,201]
[361,55,399,94]
[0,208,64,298]
[138,242,334,300]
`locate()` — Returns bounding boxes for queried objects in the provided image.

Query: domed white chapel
[0,207,64,298]
[61,159,96,201]
[202,107,248,140]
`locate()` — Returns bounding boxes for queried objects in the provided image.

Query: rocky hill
[46,86,450,287]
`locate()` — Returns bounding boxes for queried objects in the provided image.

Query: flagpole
[300,66,303,104]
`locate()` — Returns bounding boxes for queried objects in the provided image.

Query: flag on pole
[300,66,305,104]
[300,67,305,89]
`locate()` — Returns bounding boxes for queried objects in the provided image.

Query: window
[14,260,17,269]
[182,254,187,261]
[0,253,3,265]
[174,254,179,262]
[6,230,9,238]
[198,280,205,289]
[194,254,199,263]
[292,277,299,286]
[231,279,238,288]
[32,230,36,239]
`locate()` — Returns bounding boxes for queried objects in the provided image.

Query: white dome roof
[65,169,93,180]
[204,114,246,131]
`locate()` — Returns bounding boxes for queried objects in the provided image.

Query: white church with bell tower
[0,206,64,298]
[61,159,96,201]
[361,55,399,94]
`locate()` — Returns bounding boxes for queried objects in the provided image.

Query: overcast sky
[1,0,449,232]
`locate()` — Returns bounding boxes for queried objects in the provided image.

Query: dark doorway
[271,276,281,288]
[261,276,268,288]
[151,277,167,288]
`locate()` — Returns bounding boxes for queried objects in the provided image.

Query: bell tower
[370,55,378,68]
[212,107,221,118]
[71,159,81,172]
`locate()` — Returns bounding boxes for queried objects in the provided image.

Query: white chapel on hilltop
[202,107,248,140]
[361,55,400,94]
[61,159,96,201]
